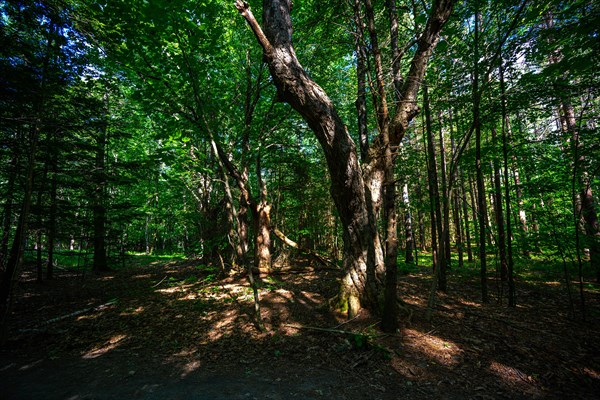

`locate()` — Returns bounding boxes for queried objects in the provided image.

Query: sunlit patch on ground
[488,360,544,396]
[76,312,105,321]
[403,328,463,367]
[583,367,600,380]
[82,334,127,359]
[119,306,145,316]
[132,274,153,279]
[459,299,481,308]
[18,360,43,371]
[179,360,201,378]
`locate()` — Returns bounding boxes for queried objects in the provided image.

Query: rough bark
[235,0,454,317]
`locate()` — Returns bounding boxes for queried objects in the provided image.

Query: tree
[235,0,454,320]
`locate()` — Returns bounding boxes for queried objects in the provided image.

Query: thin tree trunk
[0,130,38,337]
[424,85,446,292]
[92,101,109,273]
[491,127,508,283]
[474,8,488,303]
[402,183,415,263]
[354,0,369,163]
[438,112,451,272]
[0,152,20,272]
[462,179,474,263]
[450,131,464,268]
[500,61,516,306]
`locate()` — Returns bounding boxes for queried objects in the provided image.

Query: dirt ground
[1,257,599,399]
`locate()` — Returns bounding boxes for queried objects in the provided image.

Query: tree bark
[0,151,20,273]
[92,98,109,273]
[450,124,464,268]
[437,112,451,273]
[402,183,415,263]
[473,8,488,303]
[491,127,508,282]
[424,86,446,291]
[235,0,454,317]
[500,61,516,306]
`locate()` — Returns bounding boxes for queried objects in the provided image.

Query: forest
[0,0,599,398]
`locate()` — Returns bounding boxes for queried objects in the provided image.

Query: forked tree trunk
[235,0,453,317]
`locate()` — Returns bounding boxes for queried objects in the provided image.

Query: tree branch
[234,1,273,56]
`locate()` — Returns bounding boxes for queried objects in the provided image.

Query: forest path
[1,257,599,399]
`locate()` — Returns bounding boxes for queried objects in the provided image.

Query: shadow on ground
[1,257,599,399]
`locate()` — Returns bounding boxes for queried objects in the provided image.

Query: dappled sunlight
[119,306,145,316]
[403,328,463,367]
[583,367,600,381]
[203,309,244,342]
[488,360,543,396]
[132,274,153,279]
[179,360,202,378]
[459,299,482,308]
[76,311,107,321]
[295,290,323,306]
[18,360,43,371]
[82,334,127,359]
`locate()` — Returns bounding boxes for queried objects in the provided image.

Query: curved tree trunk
[235,0,453,317]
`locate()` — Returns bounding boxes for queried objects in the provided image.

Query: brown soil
[1,258,599,399]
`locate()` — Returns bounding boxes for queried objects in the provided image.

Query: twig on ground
[19,299,118,333]
[151,276,168,288]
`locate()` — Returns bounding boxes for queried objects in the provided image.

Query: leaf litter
[0,258,599,399]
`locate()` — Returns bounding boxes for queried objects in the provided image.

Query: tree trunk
[353,0,369,163]
[460,182,473,263]
[424,85,446,291]
[402,183,415,263]
[0,152,19,273]
[46,160,57,279]
[491,127,508,282]
[92,103,109,273]
[500,61,516,306]
[450,132,464,268]
[0,130,38,332]
[438,112,451,272]
[235,0,454,317]
[254,151,272,274]
[473,8,488,303]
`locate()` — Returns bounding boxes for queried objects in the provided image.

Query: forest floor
[1,255,600,399]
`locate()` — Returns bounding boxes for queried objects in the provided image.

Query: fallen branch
[19,299,118,333]
[284,324,365,335]
[284,323,390,339]
[151,275,168,288]
[272,227,337,268]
